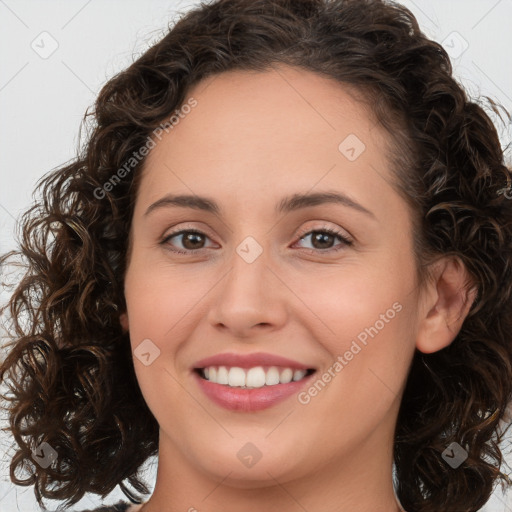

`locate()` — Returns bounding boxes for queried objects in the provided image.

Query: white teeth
[228,367,246,387]
[280,368,293,384]
[246,367,266,388]
[265,366,280,385]
[201,365,311,388]
[217,366,229,385]
[293,369,307,381]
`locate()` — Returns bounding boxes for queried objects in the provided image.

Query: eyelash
[160,225,353,256]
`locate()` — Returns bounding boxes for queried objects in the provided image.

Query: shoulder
[75,501,132,512]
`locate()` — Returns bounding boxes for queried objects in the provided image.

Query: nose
[206,242,288,340]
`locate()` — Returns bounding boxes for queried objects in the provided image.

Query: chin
[204,461,296,489]
[190,440,308,487]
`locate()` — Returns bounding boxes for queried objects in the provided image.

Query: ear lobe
[120,312,129,332]
[416,257,477,354]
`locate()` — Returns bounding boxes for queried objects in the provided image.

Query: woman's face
[121,65,425,486]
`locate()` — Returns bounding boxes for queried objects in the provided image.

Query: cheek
[122,263,212,413]
[124,260,204,341]
[298,252,418,404]
[309,286,415,385]
[123,267,195,430]
[293,249,416,346]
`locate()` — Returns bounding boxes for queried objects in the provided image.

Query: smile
[192,352,317,411]
[197,365,315,388]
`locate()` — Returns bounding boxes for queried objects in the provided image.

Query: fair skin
[120,64,475,512]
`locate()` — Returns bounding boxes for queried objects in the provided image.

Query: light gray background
[1,0,511,510]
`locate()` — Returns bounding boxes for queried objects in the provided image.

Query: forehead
[149,64,387,156]
[137,64,397,217]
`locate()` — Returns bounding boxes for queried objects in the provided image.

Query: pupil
[313,232,333,249]
[184,233,203,249]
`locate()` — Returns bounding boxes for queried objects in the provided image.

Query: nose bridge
[225,234,270,310]
[207,233,285,334]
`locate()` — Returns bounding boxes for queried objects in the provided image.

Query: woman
[1,0,511,511]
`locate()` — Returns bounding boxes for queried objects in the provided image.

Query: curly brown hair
[1,0,512,510]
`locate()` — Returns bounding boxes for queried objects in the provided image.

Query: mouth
[191,353,317,411]
[193,366,316,388]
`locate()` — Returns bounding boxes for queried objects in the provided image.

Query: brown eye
[161,229,213,254]
[180,232,206,250]
[295,228,352,253]
[310,231,337,250]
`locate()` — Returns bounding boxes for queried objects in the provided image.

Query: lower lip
[193,371,316,411]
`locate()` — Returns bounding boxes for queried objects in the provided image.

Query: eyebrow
[144,191,375,219]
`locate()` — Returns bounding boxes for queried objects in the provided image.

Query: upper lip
[193,352,314,370]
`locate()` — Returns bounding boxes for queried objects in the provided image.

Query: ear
[416,256,477,354]
[120,312,129,332]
